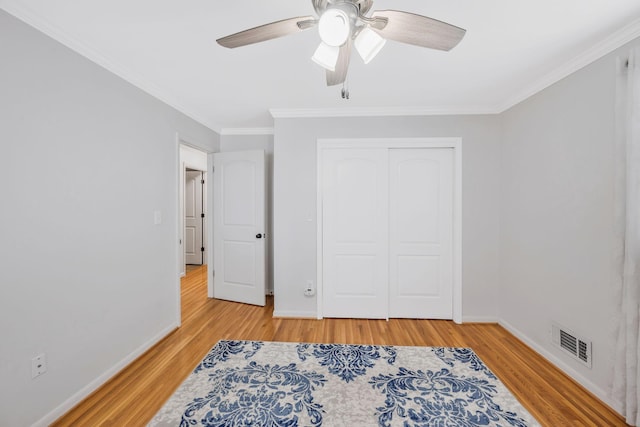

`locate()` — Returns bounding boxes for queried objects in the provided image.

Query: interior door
[388,148,454,318]
[321,148,389,318]
[185,170,204,265]
[213,150,266,306]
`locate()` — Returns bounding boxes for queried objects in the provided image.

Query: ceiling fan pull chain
[345,75,350,99]
[341,82,350,100]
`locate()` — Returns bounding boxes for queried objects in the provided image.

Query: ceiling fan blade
[371,10,465,51]
[217,16,315,48]
[326,40,352,86]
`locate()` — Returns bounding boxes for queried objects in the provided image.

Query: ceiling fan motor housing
[313,0,374,16]
[317,3,359,46]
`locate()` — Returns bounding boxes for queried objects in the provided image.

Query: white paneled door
[185,170,204,265]
[389,149,453,319]
[321,149,389,318]
[213,150,266,306]
[321,146,454,319]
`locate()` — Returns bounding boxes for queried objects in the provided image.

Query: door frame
[176,134,214,327]
[316,137,463,323]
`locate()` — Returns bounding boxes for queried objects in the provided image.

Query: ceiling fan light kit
[312,42,340,71]
[318,8,352,47]
[354,27,386,64]
[216,0,466,90]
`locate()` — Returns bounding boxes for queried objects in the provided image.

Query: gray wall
[273,116,502,319]
[500,39,639,412]
[0,10,218,426]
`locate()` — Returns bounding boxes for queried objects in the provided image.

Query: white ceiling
[3,0,640,132]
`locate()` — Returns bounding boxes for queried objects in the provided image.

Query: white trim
[317,138,461,149]
[462,316,499,323]
[31,323,178,427]
[272,310,318,318]
[207,152,215,298]
[497,17,640,113]
[316,148,324,320]
[271,106,497,119]
[220,128,275,136]
[175,136,184,327]
[176,134,216,317]
[0,0,222,133]
[316,138,463,323]
[498,318,623,416]
[452,142,463,325]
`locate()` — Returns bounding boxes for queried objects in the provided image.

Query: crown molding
[270,106,499,119]
[219,127,275,136]
[0,0,222,133]
[497,16,640,113]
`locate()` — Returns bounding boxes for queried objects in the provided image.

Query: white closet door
[322,148,389,318]
[389,148,454,318]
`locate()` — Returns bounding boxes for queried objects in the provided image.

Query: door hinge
[212,269,215,277]
[201,213,205,218]
[201,247,205,252]
[201,179,205,184]
[212,166,215,173]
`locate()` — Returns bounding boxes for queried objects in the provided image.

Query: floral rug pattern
[149,340,540,427]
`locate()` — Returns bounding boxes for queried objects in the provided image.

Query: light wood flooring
[53,265,627,426]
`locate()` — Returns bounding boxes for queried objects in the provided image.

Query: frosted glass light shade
[312,42,339,71]
[318,9,350,47]
[355,27,386,64]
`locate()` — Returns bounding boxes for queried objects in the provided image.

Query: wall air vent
[551,323,592,368]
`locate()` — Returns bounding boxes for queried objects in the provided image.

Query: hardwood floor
[53,265,627,426]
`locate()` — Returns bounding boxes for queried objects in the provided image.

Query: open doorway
[179,144,208,273]
[178,142,211,325]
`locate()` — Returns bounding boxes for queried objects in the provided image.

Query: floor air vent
[552,323,592,368]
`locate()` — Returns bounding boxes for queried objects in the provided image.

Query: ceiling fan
[216,0,466,87]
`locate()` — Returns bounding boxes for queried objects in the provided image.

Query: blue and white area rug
[149,340,540,427]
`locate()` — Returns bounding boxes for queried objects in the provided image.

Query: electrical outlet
[304,280,315,297]
[31,353,46,379]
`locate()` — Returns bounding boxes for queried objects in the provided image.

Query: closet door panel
[389,148,454,319]
[321,148,389,318]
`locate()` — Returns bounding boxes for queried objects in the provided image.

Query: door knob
[256,233,263,239]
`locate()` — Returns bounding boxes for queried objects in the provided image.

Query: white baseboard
[32,322,179,427]
[462,316,499,323]
[498,318,623,416]
[272,310,317,319]
[272,312,501,322]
